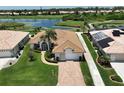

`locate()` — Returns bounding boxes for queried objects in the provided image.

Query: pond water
[0,19,74,29]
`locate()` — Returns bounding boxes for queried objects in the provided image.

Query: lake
[0,19,74,29]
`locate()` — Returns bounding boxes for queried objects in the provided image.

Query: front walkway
[76,32,104,86]
[57,61,85,86]
[111,62,124,82]
[41,51,58,66]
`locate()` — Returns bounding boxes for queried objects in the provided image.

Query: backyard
[0,44,58,86]
[82,34,124,86]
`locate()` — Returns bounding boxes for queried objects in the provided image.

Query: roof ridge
[53,39,83,52]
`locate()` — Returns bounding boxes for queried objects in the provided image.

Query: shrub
[29,50,34,61]
[98,54,111,68]
[34,49,41,53]
[45,51,52,58]
[44,51,57,63]
[111,75,123,82]
[76,29,80,32]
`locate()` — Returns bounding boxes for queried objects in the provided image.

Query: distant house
[90,29,124,61]
[0,30,29,58]
[29,29,85,61]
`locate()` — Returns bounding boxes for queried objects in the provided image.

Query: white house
[0,30,29,58]
[29,29,85,61]
[90,29,124,61]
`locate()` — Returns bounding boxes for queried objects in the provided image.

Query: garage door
[65,48,79,60]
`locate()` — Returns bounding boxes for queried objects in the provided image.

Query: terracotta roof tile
[29,29,85,53]
[0,30,29,50]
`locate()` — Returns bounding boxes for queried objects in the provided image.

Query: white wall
[110,54,124,61]
[0,50,12,57]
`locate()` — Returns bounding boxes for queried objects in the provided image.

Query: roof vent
[112,30,120,36]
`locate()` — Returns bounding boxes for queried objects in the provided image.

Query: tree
[41,29,57,50]
[80,19,89,33]
[34,27,42,34]
[29,50,34,61]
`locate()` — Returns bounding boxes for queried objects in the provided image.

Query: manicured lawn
[56,20,82,27]
[0,44,58,86]
[0,15,63,19]
[93,20,124,29]
[80,61,94,86]
[82,34,124,86]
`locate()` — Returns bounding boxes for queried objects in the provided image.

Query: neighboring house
[29,29,85,61]
[90,29,124,61]
[0,30,29,58]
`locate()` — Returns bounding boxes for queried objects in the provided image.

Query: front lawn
[0,45,58,86]
[80,61,94,86]
[82,34,124,86]
[56,20,82,27]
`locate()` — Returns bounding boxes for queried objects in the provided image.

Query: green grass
[93,20,124,29]
[56,20,82,27]
[0,44,58,86]
[0,15,63,19]
[80,61,94,86]
[82,34,124,86]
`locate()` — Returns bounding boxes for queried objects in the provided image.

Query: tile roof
[29,29,85,53]
[53,29,84,53]
[29,31,45,44]
[0,30,29,50]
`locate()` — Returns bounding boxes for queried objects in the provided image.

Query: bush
[98,55,111,68]
[76,29,80,32]
[45,51,52,58]
[44,51,57,63]
[111,75,123,82]
[34,49,41,53]
[31,34,34,37]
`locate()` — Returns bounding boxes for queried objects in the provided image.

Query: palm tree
[80,19,89,33]
[41,29,57,51]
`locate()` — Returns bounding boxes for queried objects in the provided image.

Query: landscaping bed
[110,75,123,83]
[82,34,124,86]
[44,51,58,63]
[0,45,58,86]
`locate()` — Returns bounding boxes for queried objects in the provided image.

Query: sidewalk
[76,32,104,86]
[41,51,58,66]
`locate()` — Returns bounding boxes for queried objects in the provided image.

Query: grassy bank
[56,20,82,27]
[0,15,63,19]
[93,20,124,29]
[82,34,124,86]
[80,61,94,86]
[0,45,58,86]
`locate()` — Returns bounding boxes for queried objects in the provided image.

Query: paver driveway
[57,61,85,86]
